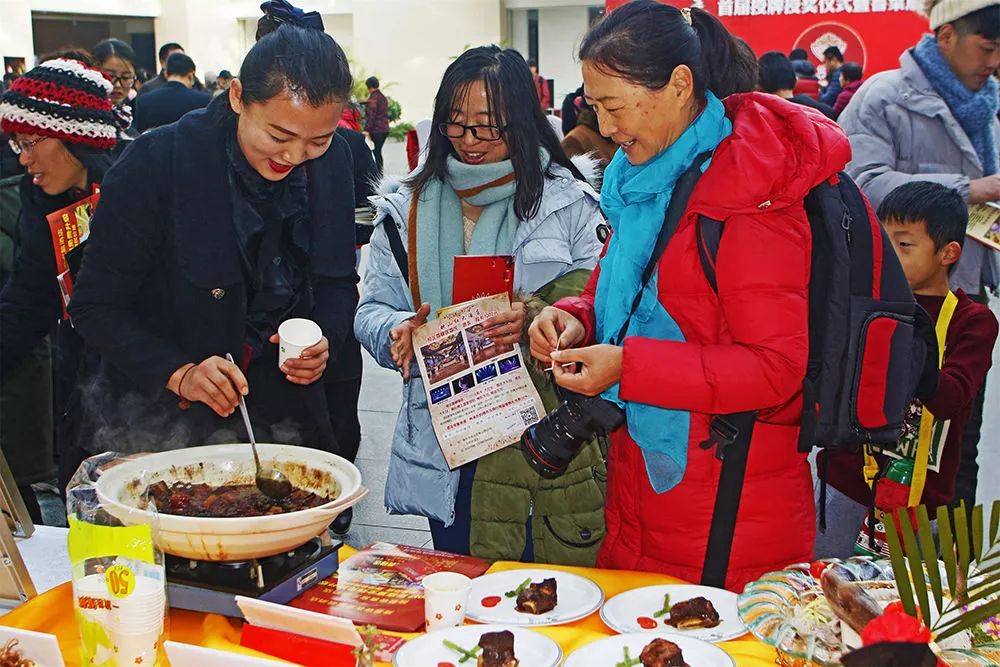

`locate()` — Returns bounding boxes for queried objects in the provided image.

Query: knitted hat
[924,0,999,29]
[0,58,129,150]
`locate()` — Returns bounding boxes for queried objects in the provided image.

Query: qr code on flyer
[519,407,539,426]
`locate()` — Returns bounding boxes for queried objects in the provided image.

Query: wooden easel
[0,450,37,604]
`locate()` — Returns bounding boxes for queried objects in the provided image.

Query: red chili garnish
[636,616,658,629]
[480,596,502,608]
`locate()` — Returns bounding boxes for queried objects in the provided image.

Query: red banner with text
[605,0,929,77]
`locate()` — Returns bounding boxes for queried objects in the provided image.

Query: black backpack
[697,172,937,588]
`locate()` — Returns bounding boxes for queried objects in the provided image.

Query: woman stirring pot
[69,25,358,466]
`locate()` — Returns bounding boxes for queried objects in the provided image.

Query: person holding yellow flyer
[817,182,998,558]
[355,46,605,563]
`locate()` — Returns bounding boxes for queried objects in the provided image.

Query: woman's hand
[269,334,330,385]
[528,306,586,364]
[168,356,248,417]
[481,302,525,347]
[389,303,431,381]
[550,344,623,396]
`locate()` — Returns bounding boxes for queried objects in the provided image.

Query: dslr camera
[520,390,625,478]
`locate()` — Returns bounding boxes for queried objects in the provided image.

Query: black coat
[0,155,112,378]
[133,81,211,132]
[325,126,378,383]
[69,98,359,454]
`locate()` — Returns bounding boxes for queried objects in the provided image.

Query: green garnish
[505,577,532,598]
[615,646,642,667]
[652,593,672,619]
[442,639,482,663]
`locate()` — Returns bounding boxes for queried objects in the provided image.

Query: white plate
[0,627,66,667]
[392,624,561,667]
[466,568,604,626]
[600,584,747,642]
[563,632,736,667]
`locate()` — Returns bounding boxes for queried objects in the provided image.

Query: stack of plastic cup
[72,573,114,625]
[107,576,166,667]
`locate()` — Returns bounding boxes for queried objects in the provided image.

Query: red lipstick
[268,159,293,174]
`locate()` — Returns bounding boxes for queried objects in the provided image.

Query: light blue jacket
[354,161,604,525]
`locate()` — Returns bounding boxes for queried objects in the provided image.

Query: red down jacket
[555,93,852,591]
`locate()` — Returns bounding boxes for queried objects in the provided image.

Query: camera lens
[520,399,594,478]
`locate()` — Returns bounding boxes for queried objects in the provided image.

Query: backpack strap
[700,410,757,588]
[382,218,410,286]
[696,215,724,294]
[693,216,756,587]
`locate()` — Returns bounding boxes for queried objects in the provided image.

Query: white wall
[509,8,530,58]
[537,5,590,108]
[153,0,253,81]
[1,0,163,64]
[1,0,505,124]
[351,0,503,123]
[0,1,36,63]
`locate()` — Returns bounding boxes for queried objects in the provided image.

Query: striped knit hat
[0,58,129,150]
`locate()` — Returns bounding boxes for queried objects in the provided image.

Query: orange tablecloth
[0,547,779,666]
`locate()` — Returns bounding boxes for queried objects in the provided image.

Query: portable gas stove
[165,530,342,618]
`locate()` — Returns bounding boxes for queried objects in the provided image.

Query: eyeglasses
[8,136,48,155]
[103,71,135,87]
[438,122,507,142]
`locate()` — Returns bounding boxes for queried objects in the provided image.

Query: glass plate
[737,557,999,667]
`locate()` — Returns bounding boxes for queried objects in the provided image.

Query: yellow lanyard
[863,291,958,507]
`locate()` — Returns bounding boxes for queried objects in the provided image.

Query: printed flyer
[967,203,1000,251]
[412,293,545,469]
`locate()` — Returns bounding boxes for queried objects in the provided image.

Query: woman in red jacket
[528,0,851,591]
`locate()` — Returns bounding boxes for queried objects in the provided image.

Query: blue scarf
[595,92,732,493]
[912,34,999,176]
[414,152,547,316]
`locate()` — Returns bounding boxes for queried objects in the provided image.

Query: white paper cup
[423,572,472,631]
[278,318,323,368]
[111,627,162,667]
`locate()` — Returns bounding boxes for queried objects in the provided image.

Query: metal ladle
[226,353,292,500]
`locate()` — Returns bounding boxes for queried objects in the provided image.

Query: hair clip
[680,7,693,24]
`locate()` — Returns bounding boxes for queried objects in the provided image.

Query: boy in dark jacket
[816,181,998,558]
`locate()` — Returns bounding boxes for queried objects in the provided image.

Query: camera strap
[383,219,410,286]
[612,151,713,345]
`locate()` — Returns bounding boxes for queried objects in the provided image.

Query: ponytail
[579,0,756,100]
[689,8,757,98]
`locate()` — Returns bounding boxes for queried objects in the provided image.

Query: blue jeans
[814,481,867,559]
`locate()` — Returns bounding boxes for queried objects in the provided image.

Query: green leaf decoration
[916,505,944,614]
[885,511,917,619]
[900,509,932,624]
[938,504,958,598]
[936,598,1000,642]
[887,500,1000,645]
[989,501,1000,545]
[973,504,984,563]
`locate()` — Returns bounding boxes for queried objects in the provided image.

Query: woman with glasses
[0,53,130,494]
[66,26,357,477]
[93,39,140,140]
[355,46,607,563]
